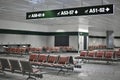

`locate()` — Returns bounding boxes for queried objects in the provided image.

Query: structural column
[106,30,114,49]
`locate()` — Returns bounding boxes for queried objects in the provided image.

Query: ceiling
[0,0,120,31]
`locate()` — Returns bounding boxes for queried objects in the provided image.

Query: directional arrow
[106,7,110,12]
[57,12,60,15]
[28,15,31,18]
[42,13,45,17]
[85,10,88,13]
[75,10,78,14]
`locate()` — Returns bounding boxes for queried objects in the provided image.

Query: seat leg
[106,61,111,64]
[39,74,43,78]
[57,69,64,75]
[27,76,36,80]
[0,70,6,75]
[57,68,65,75]
[26,73,36,80]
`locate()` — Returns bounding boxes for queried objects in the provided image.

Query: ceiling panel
[0,0,120,31]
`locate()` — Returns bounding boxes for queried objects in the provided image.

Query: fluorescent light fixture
[78,28,88,32]
[56,29,65,32]
[78,25,88,32]
[25,0,45,4]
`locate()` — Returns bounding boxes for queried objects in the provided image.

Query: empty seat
[30,48,36,52]
[58,56,69,64]
[9,59,21,73]
[104,51,114,59]
[20,60,43,80]
[38,54,48,63]
[0,58,10,71]
[29,54,38,62]
[115,51,120,59]
[15,48,19,54]
[32,54,48,66]
[53,56,70,74]
[47,55,58,63]
[42,55,58,66]
[20,48,26,53]
[53,56,70,68]
[4,48,10,53]
[80,51,88,58]
[96,51,104,58]
[87,51,96,58]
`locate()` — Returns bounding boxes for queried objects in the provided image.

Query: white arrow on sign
[42,13,45,17]
[85,9,88,13]
[106,7,110,12]
[75,10,78,14]
[57,12,60,16]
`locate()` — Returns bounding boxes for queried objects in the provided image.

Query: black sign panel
[26,4,114,19]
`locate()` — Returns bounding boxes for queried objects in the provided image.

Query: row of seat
[5,48,26,55]
[0,58,44,80]
[29,54,75,74]
[88,45,106,50]
[27,47,42,53]
[75,50,120,62]
[4,46,76,55]
[42,46,76,53]
[25,46,75,53]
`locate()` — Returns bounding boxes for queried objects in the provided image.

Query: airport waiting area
[0,47,120,80]
[0,0,120,80]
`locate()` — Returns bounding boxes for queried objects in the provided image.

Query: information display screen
[55,35,69,46]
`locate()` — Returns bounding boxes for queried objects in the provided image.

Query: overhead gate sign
[26,4,114,19]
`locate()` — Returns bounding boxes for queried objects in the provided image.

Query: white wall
[0,19,50,47]
[47,36,54,47]
[114,32,120,46]
[46,24,80,49]
[47,24,79,32]
[78,25,89,32]
[0,20,48,32]
[89,30,106,46]
[0,34,47,47]
[89,31,106,36]
[89,38,106,46]
[78,36,84,50]
[0,33,80,49]
[0,19,80,48]
[89,29,120,47]
[69,36,78,50]
[114,39,120,47]
[114,31,120,36]
[89,38,120,47]
[46,36,78,50]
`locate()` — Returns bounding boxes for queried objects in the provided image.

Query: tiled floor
[0,53,120,80]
